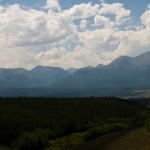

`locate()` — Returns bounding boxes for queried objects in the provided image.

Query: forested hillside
[0,97,148,149]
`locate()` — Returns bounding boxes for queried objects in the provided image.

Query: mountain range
[0,66,70,88]
[50,51,150,89]
[0,51,150,97]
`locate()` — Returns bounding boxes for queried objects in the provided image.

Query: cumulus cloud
[141,7,150,27]
[94,15,109,25]
[35,45,102,68]
[0,4,76,47]
[0,4,47,46]
[94,15,115,28]
[0,1,149,69]
[36,47,67,60]
[99,3,131,25]
[80,20,88,30]
[63,2,100,20]
[45,0,61,12]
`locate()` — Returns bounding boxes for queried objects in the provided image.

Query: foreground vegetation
[73,125,150,150]
[0,97,149,149]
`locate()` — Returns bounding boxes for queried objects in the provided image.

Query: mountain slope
[31,65,70,86]
[50,51,150,89]
[0,66,70,88]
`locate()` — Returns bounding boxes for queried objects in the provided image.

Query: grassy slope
[103,126,150,150]
[69,124,150,150]
[46,132,85,150]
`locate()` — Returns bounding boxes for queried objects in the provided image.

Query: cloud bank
[0,0,150,69]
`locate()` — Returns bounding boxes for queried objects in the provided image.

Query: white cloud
[94,15,115,28]
[0,4,48,46]
[36,47,67,60]
[0,45,38,69]
[63,2,100,20]
[80,20,88,30]
[94,15,109,25]
[35,45,103,69]
[141,8,150,27]
[99,3,131,25]
[45,0,61,12]
[0,4,76,47]
[0,1,149,69]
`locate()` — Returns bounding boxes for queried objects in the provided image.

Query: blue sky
[1,0,149,17]
[0,0,150,69]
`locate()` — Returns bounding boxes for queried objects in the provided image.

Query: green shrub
[145,118,150,132]
[16,129,49,150]
[84,123,128,141]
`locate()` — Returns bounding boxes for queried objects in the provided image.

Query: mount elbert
[0,51,150,96]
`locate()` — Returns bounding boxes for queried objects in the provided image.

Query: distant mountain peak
[107,55,135,69]
[31,65,63,72]
[134,51,150,66]
[77,66,94,72]
[112,55,133,62]
[96,64,105,69]
[135,51,150,57]
[50,51,150,90]
[107,51,150,69]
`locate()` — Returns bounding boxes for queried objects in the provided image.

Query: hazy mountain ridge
[0,66,70,88]
[0,51,150,94]
[50,51,150,89]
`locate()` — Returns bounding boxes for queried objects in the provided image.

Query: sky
[0,0,150,69]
